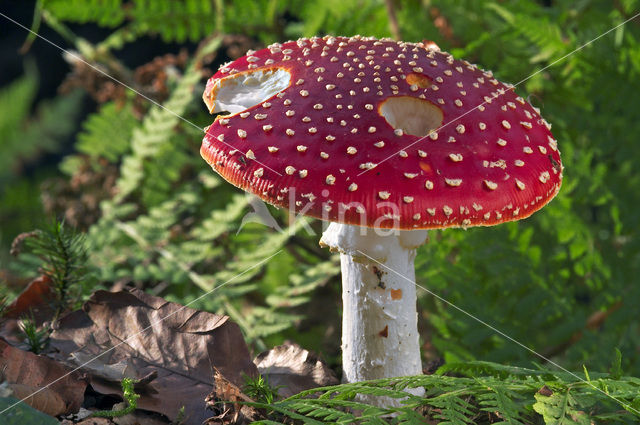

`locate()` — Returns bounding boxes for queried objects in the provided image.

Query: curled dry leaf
[48,289,258,425]
[254,342,339,398]
[9,230,39,257]
[0,275,56,346]
[204,368,260,425]
[0,338,86,417]
[2,275,55,322]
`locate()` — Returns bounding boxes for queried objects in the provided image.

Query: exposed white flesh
[210,69,290,114]
[379,95,443,137]
[320,223,428,406]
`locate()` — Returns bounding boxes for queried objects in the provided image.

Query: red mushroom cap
[201,35,562,229]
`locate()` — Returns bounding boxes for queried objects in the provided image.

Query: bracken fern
[249,361,640,424]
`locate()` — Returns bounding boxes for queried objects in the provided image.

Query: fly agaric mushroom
[201,36,562,403]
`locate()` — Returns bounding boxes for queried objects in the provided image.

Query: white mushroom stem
[320,222,428,405]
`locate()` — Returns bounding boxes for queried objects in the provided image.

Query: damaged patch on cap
[378,96,443,137]
[203,68,291,114]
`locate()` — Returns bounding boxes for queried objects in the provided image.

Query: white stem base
[320,223,428,406]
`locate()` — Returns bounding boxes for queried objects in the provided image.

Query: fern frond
[475,384,526,425]
[428,393,476,424]
[437,361,554,380]
[192,193,250,242]
[251,366,640,424]
[487,3,568,63]
[76,102,137,163]
[0,71,84,183]
[113,59,204,202]
[265,258,339,309]
[532,389,590,425]
[0,69,38,145]
[128,0,216,43]
[44,0,125,27]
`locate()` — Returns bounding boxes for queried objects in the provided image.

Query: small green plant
[0,285,8,319]
[243,374,280,405]
[24,220,91,321]
[18,315,49,354]
[92,378,140,418]
[171,406,186,425]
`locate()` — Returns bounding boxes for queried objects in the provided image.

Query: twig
[19,0,43,53]
[214,0,224,35]
[429,7,461,47]
[384,0,402,41]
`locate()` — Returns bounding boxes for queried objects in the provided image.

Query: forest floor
[0,276,339,425]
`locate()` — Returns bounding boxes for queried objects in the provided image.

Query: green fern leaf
[533,390,591,425]
[76,102,137,162]
[476,384,526,424]
[44,0,125,26]
[128,0,215,43]
[114,60,203,202]
[0,70,83,183]
[428,393,476,424]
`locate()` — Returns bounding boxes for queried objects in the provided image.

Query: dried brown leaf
[0,275,56,346]
[254,343,338,398]
[3,275,55,322]
[49,289,257,425]
[0,338,86,416]
[204,368,260,425]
